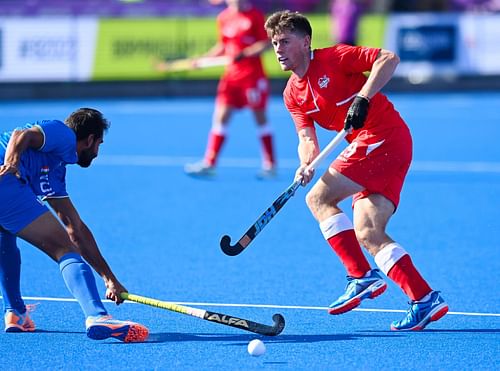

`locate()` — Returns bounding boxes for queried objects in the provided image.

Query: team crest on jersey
[318,75,330,89]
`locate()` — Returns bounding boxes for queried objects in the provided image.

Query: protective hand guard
[344,95,370,131]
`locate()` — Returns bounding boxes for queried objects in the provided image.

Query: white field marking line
[95,155,500,173]
[6,296,500,317]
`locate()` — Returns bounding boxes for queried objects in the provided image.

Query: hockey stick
[220,129,349,256]
[155,56,230,73]
[121,292,285,336]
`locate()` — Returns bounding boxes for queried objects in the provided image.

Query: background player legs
[185,104,233,177]
[253,108,276,179]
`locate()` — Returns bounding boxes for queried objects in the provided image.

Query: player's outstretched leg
[328,269,387,314]
[391,291,448,331]
[58,253,148,342]
[86,315,149,342]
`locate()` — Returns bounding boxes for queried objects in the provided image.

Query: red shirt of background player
[217,6,268,83]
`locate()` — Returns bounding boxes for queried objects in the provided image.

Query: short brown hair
[65,108,110,140]
[264,10,312,39]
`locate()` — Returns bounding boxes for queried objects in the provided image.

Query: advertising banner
[385,13,500,81]
[460,14,500,74]
[0,17,97,81]
[93,18,218,80]
[385,13,460,82]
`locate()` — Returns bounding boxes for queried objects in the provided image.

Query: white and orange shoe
[85,315,149,342]
[4,305,36,332]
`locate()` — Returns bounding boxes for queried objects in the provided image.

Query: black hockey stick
[220,129,348,256]
[121,292,285,336]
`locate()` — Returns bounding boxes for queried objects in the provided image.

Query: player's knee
[39,235,77,262]
[305,189,337,219]
[355,226,375,252]
[305,189,320,214]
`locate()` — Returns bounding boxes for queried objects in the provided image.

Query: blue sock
[0,231,25,313]
[58,252,107,318]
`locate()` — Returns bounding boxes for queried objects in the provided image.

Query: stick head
[220,235,245,256]
[270,314,286,336]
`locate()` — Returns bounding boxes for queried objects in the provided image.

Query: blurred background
[0,0,499,98]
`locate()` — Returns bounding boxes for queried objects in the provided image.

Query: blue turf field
[0,92,499,370]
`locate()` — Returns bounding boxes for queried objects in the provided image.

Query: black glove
[344,95,370,131]
[233,52,245,62]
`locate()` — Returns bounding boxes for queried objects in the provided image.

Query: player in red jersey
[265,11,448,330]
[185,0,276,179]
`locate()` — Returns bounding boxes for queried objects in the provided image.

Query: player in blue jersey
[0,108,149,342]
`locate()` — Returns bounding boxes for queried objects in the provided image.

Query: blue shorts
[0,174,48,234]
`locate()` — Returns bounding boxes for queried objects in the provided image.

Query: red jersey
[283,44,405,142]
[217,6,268,81]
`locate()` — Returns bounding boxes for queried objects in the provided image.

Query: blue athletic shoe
[328,269,387,315]
[391,291,449,331]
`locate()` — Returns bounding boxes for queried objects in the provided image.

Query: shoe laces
[94,315,113,322]
[402,300,422,322]
[344,275,356,287]
[24,303,38,316]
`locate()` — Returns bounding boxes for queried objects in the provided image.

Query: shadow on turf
[144,332,398,344]
[359,329,500,334]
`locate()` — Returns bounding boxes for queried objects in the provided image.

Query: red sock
[260,134,275,169]
[204,131,225,166]
[387,254,432,301]
[327,230,371,278]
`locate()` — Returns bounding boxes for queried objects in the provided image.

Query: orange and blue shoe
[4,305,36,332]
[85,315,149,342]
[391,291,448,331]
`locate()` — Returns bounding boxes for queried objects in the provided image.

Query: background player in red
[264,10,448,331]
[185,0,276,179]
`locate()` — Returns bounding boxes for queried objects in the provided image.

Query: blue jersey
[0,120,77,199]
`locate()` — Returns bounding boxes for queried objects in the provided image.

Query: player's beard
[77,148,96,168]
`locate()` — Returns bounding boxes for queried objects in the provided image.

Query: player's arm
[345,49,399,131]
[203,42,226,58]
[155,42,226,72]
[295,126,320,186]
[359,49,399,100]
[47,196,127,304]
[235,40,271,61]
[0,126,44,178]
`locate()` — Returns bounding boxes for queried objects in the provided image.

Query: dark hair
[64,108,110,140]
[264,10,312,39]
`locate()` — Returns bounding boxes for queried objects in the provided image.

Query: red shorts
[215,75,269,110]
[331,125,412,209]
